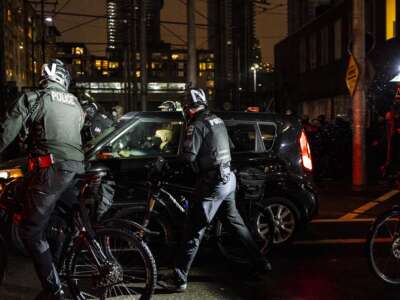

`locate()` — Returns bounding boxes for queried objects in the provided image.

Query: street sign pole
[351,0,366,190]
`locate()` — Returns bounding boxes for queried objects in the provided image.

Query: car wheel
[258,197,300,245]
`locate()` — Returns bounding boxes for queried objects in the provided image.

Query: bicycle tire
[113,205,176,266]
[66,227,156,300]
[367,208,400,285]
[0,235,6,285]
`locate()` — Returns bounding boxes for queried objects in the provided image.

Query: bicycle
[114,156,274,266]
[367,205,400,285]
[0,165,156,299]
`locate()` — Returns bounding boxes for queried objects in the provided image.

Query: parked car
[85,111,318,245]
[0,111,318,247]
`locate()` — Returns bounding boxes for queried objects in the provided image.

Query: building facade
[74,48,215,111]
[106,0,164,59]
[0,0,49,112]
[208,0,256,110]
[275,0,397,120]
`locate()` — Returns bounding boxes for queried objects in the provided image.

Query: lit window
[151,62,156,69]
[102,70,110,76]
[172,54,179,60]
[207,63,214,70]
[109,62,119,69]
[199,63,206,71]
[95,60,102,69]
[28,27,33,39]
[207,80,214,88]
[7,9,12,22]
[136,70,141,77]
[73,59,81,65]
[386,0,396,40]
[74,47,84,55]
[102,60,109,69]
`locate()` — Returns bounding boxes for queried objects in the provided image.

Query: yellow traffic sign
[346,54,360,97]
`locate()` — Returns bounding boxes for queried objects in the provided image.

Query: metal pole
[126,6,132,112]
[41,0,45,63]
[187,0,197,87]
[140,0,147,111]
[352,0,366,190]
[132,0,138,111]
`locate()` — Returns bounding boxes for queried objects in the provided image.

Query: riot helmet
[40,59,71,90]
[158,100,182,112]
[182,88,207,119]
[183,88,207,109]
[82,102,98,119]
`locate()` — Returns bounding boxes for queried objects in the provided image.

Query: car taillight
[300,130,313,171]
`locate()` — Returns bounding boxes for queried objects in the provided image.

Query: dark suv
[84,111,318,245]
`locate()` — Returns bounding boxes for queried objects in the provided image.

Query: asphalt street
[1,181,400,300]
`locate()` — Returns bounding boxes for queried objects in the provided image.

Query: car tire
[258,197,300,246]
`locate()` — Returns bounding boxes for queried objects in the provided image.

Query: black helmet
[184,88,207,109]
[82,102,98,119]
[40,59,71,90]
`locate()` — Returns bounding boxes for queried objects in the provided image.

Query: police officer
[0,59,85,300]
[81,101,113,145]
[160,88,271,292]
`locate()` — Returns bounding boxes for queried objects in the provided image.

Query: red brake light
[300,130,313,171]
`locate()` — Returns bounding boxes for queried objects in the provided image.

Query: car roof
[120,111,295,124]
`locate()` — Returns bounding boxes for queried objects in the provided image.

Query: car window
[258,123,276,151]
[226,123,257,152]
[101,119,183,158]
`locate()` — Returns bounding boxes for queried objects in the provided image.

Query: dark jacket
[182,110,231,171]
[0,82,85,162]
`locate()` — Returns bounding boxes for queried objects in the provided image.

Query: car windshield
[84,126,116,154]
[95,118,183,159]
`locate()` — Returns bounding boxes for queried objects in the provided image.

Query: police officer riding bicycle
[0,59,85,300]
[160,88,272,292]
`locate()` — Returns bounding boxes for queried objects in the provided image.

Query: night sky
[54,0,287,64]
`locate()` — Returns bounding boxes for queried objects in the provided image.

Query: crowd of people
[299,109,400,184]
[301,114,352,181]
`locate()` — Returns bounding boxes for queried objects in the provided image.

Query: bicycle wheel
[0,234,6,285]
[113,205,175,265]
[66,228,156,300]
[367,208,400,285]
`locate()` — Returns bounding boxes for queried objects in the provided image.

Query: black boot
[35,264,65,300]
